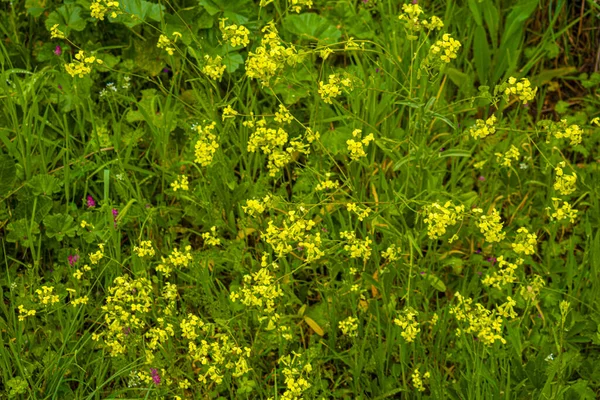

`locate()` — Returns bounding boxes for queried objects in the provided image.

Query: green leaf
[0,155,17,197]
[198,0,251,23]
[26,174,62,196]
[473,25,491,84]
[6,218,40,247]
[467,0,483,26]
[283,13,342,45]
[25,0,46,17]
[117,0,164,28]
[45,5,87,33]
[43,213,77,241]
[425,273,446,292]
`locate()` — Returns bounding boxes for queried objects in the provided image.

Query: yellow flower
[346,129,374,160]
[511,228,537,255]
[219,18,250,47]
[50,24,66,39]
[469,115,497,139]
[339,316,359,337]
[504,77,537,104]
[394,307,420,343]
[429,33,461,63]
[133,241,155,258]
[473,208,506,243]
[423,201,465,239]
[202,55,226,80]
[553,161,577,195]
[170,175,189,191]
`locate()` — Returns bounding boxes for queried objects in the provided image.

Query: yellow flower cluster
[398,3,443,32]
[549,198,578,223]
[50,24,65,39]
[496,297,518,320]
[181,313,205,340]
[346,202,372,221]
[145,318,175,350]
[170,174,189,191]
[340,231,372,260]
[157,246,193,277]
[412,369,431,392]
[71,295,89,307]
[553,161,577,195]
[90,0,121,20]
[429,34,461,63]
[263,210,320,258]
[393,307,420,343]
[242,194,272,216]
[18,305,36,321]
[133,241,155,258]
[289,0,313,13]
[277,353,312,400]
[202,55,226,80]
[423,201,465,239]
[318,73,353,104]
[473,208,506,243]
[219,18,250,47]
[346,129,374,161]
[182,322,251,384]
[89,243,105,265]
[156,32,182,56]
[202,226,221,246]
[222,105,238,120]
[274,104,293,124]
[519,275,546,302]
[230,266,283,315]
[591,117,600,126]
[315,176,340,191]
[339,316,359,337]
[65,51,103,78]
[495,144,520,167]
[94,275,153,356]
[469,115,497,139]
[381,244,400,261]
[481,256,520,289]
[73,263,91,280]
[552,119,584,146]
[450,292,506,345]
[247,119,309,176]
[245,22,299,86]
[511,227,537,255]
[504,77,537,104]
[194,121,219,166]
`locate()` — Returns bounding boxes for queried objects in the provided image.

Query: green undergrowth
[1,0,600,399]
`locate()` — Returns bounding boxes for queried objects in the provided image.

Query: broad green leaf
[425,273,446,292]
[283,13,342,45]
[6,218,40,247]
[198,0,251,23]
[45,5,87,33]
[117,0,164,28]
[14,194,53,223]
[27,174,62,196]
[25,0,46,17]
[482,0,499,46]
[43,213,77,241]
[0,155,17,197]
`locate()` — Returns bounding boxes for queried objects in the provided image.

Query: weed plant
[1,0,600,399]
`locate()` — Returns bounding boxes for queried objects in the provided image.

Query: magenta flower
[112,208,119,228]
[68,254,80,266]
[54,45,62,56]
[478,176,485,181]
[86,195,96,208]
[150,369,161,385]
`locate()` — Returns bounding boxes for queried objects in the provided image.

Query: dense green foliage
[1,0,600,398]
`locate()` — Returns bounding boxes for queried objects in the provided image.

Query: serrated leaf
[283,13,341,45]
[0,155,17,197]
[43,213,77,241]
[27,174,62,196]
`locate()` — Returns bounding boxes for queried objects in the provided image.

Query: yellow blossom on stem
[553,161,577,195]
